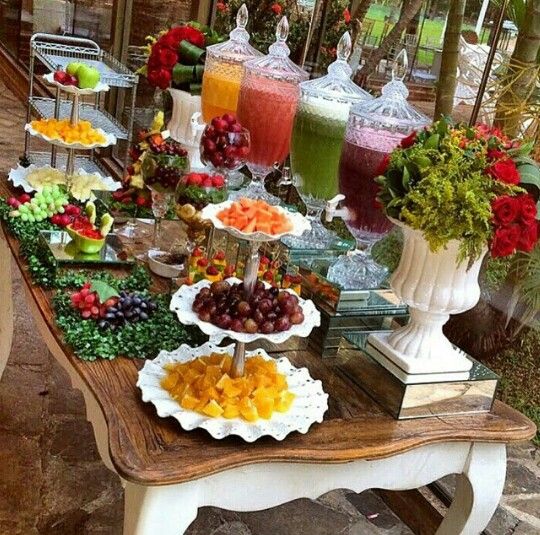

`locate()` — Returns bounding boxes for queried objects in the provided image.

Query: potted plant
[369,118,540,376]
[140,23,223,145]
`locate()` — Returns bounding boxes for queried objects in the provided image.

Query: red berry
[60,214,71,227]
[206,265,219,276]
[224,145,237,159]
[238,146,250,158]
[71,293,81,305]
[212,117,228,133]
[81,310,92,319]
[135,196,147,207]
[80,287,89,297]
[197,258,209,267]
[229,123,243,133]
[202,178,213,188]
[222,113,236,125]
[19,193,31,204]
[203,139,216,153]
[211,153,224,167]
[186,173,203,186]
[214,250,226,260]
[211,175,225,188]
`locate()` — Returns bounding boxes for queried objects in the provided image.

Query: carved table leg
[436,443,507,535]
[0,230,13,380]
[123,481,199,535]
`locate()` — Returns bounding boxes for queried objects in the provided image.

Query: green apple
[66,61,85,76]
[76,65,101,89]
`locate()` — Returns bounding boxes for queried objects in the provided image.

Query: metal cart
[24,32,139,175]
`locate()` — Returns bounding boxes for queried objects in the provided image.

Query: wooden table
[0,211,536,535]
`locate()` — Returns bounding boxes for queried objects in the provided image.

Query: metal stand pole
[469,0,509,126]
[230,240,260,378]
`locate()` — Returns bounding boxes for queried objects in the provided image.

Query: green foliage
[53,292,205,361]
[371,228,404,273]
[376,119,524,263]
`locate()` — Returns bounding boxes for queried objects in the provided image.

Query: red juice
[237,72,300,170]
[339,126,405,243]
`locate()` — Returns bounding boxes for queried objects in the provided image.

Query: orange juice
[201,66,243,123]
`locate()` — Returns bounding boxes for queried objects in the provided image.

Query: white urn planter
[368,220,487,377]
[167,88,205,168]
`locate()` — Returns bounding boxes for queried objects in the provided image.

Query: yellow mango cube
[202,400,224,418]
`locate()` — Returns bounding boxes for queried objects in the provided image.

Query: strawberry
[214,250,226,261]
[202,178,213,188]
[186,173,203,186]
[197,258,209,268]
[206,265,219,276]
[212,175,225,188]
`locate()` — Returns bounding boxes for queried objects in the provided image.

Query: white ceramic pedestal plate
[141,203,328,441]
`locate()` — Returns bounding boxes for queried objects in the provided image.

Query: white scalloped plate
[170,277,321,344]
[200,200,311,242]
[24,123,116,150]
[137,341,328,442]
[8,164,120,199]
[43,72,110,95]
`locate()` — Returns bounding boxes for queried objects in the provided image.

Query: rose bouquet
[375,118,540,263]
[141,23,223,94]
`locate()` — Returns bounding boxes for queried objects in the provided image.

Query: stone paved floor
[0,80,539,534]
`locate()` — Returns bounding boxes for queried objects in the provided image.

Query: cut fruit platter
[139,199,329,441]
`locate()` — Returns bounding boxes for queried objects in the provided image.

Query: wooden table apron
[0,218,536,535]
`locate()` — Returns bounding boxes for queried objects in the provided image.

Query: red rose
[343,8,351,24]
[519,194,537,224]
[162,26,205,49]
[159,32,181,50]
[491,224,521,258]
[518,221,539,253]
[486,158,520,185]
[147,51,161,70]
[400,131,417,149]
[271,3,282,15]
[147,68,171,90]
[216,2,227,13]
[375,154,391,176]
[159,48,178,68]
[492,195,520,226]
[487,148,506,160]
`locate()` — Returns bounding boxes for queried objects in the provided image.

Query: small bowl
[148,250,187,278]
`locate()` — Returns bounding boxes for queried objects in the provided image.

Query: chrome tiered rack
[23,33,139,175]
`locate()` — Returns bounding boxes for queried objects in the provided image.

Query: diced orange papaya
[180,393,199,410]
[202,400,224,417]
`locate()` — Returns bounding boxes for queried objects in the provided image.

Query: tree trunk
[354,0,424,87]
[494,0,540,137]
[434,0,467,119]
[351,0,373,25]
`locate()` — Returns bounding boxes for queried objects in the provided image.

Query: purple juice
[339,126,405,243]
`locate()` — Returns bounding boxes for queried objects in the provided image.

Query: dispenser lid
[300,32,372,104]
[206,4,262,63]
[243,17,309,83]
[349,50,430,132]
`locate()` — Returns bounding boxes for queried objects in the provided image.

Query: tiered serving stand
[139,201,329,442]
[23,33,138,175]
[23,70,117,193]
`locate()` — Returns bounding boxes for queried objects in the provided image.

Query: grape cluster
[148,137,188,157]
[145,165,182,191]
[9,185,69,222]
[192,281,305,335]
[97,291,157,330]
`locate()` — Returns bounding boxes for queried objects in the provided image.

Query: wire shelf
[29,97,128,139]
[32,38,137,88]
[27,151,108,177]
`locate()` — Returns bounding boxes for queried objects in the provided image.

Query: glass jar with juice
[236,16,308,203]
[287,31,371,248]
[201,4,262,123]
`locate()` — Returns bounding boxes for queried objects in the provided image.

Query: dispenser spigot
[324,194,349,222]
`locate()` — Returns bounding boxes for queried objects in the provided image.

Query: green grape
[27,214,35,222]
[57,206,65,214]
[20,213,28,221]
[30,198,39,206]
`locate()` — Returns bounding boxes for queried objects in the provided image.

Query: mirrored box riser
[338,332,499,420]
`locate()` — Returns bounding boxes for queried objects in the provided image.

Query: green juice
[290,99,349,202]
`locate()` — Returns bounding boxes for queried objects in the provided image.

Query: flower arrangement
[141,23,223,93]
[376,119,540,263]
